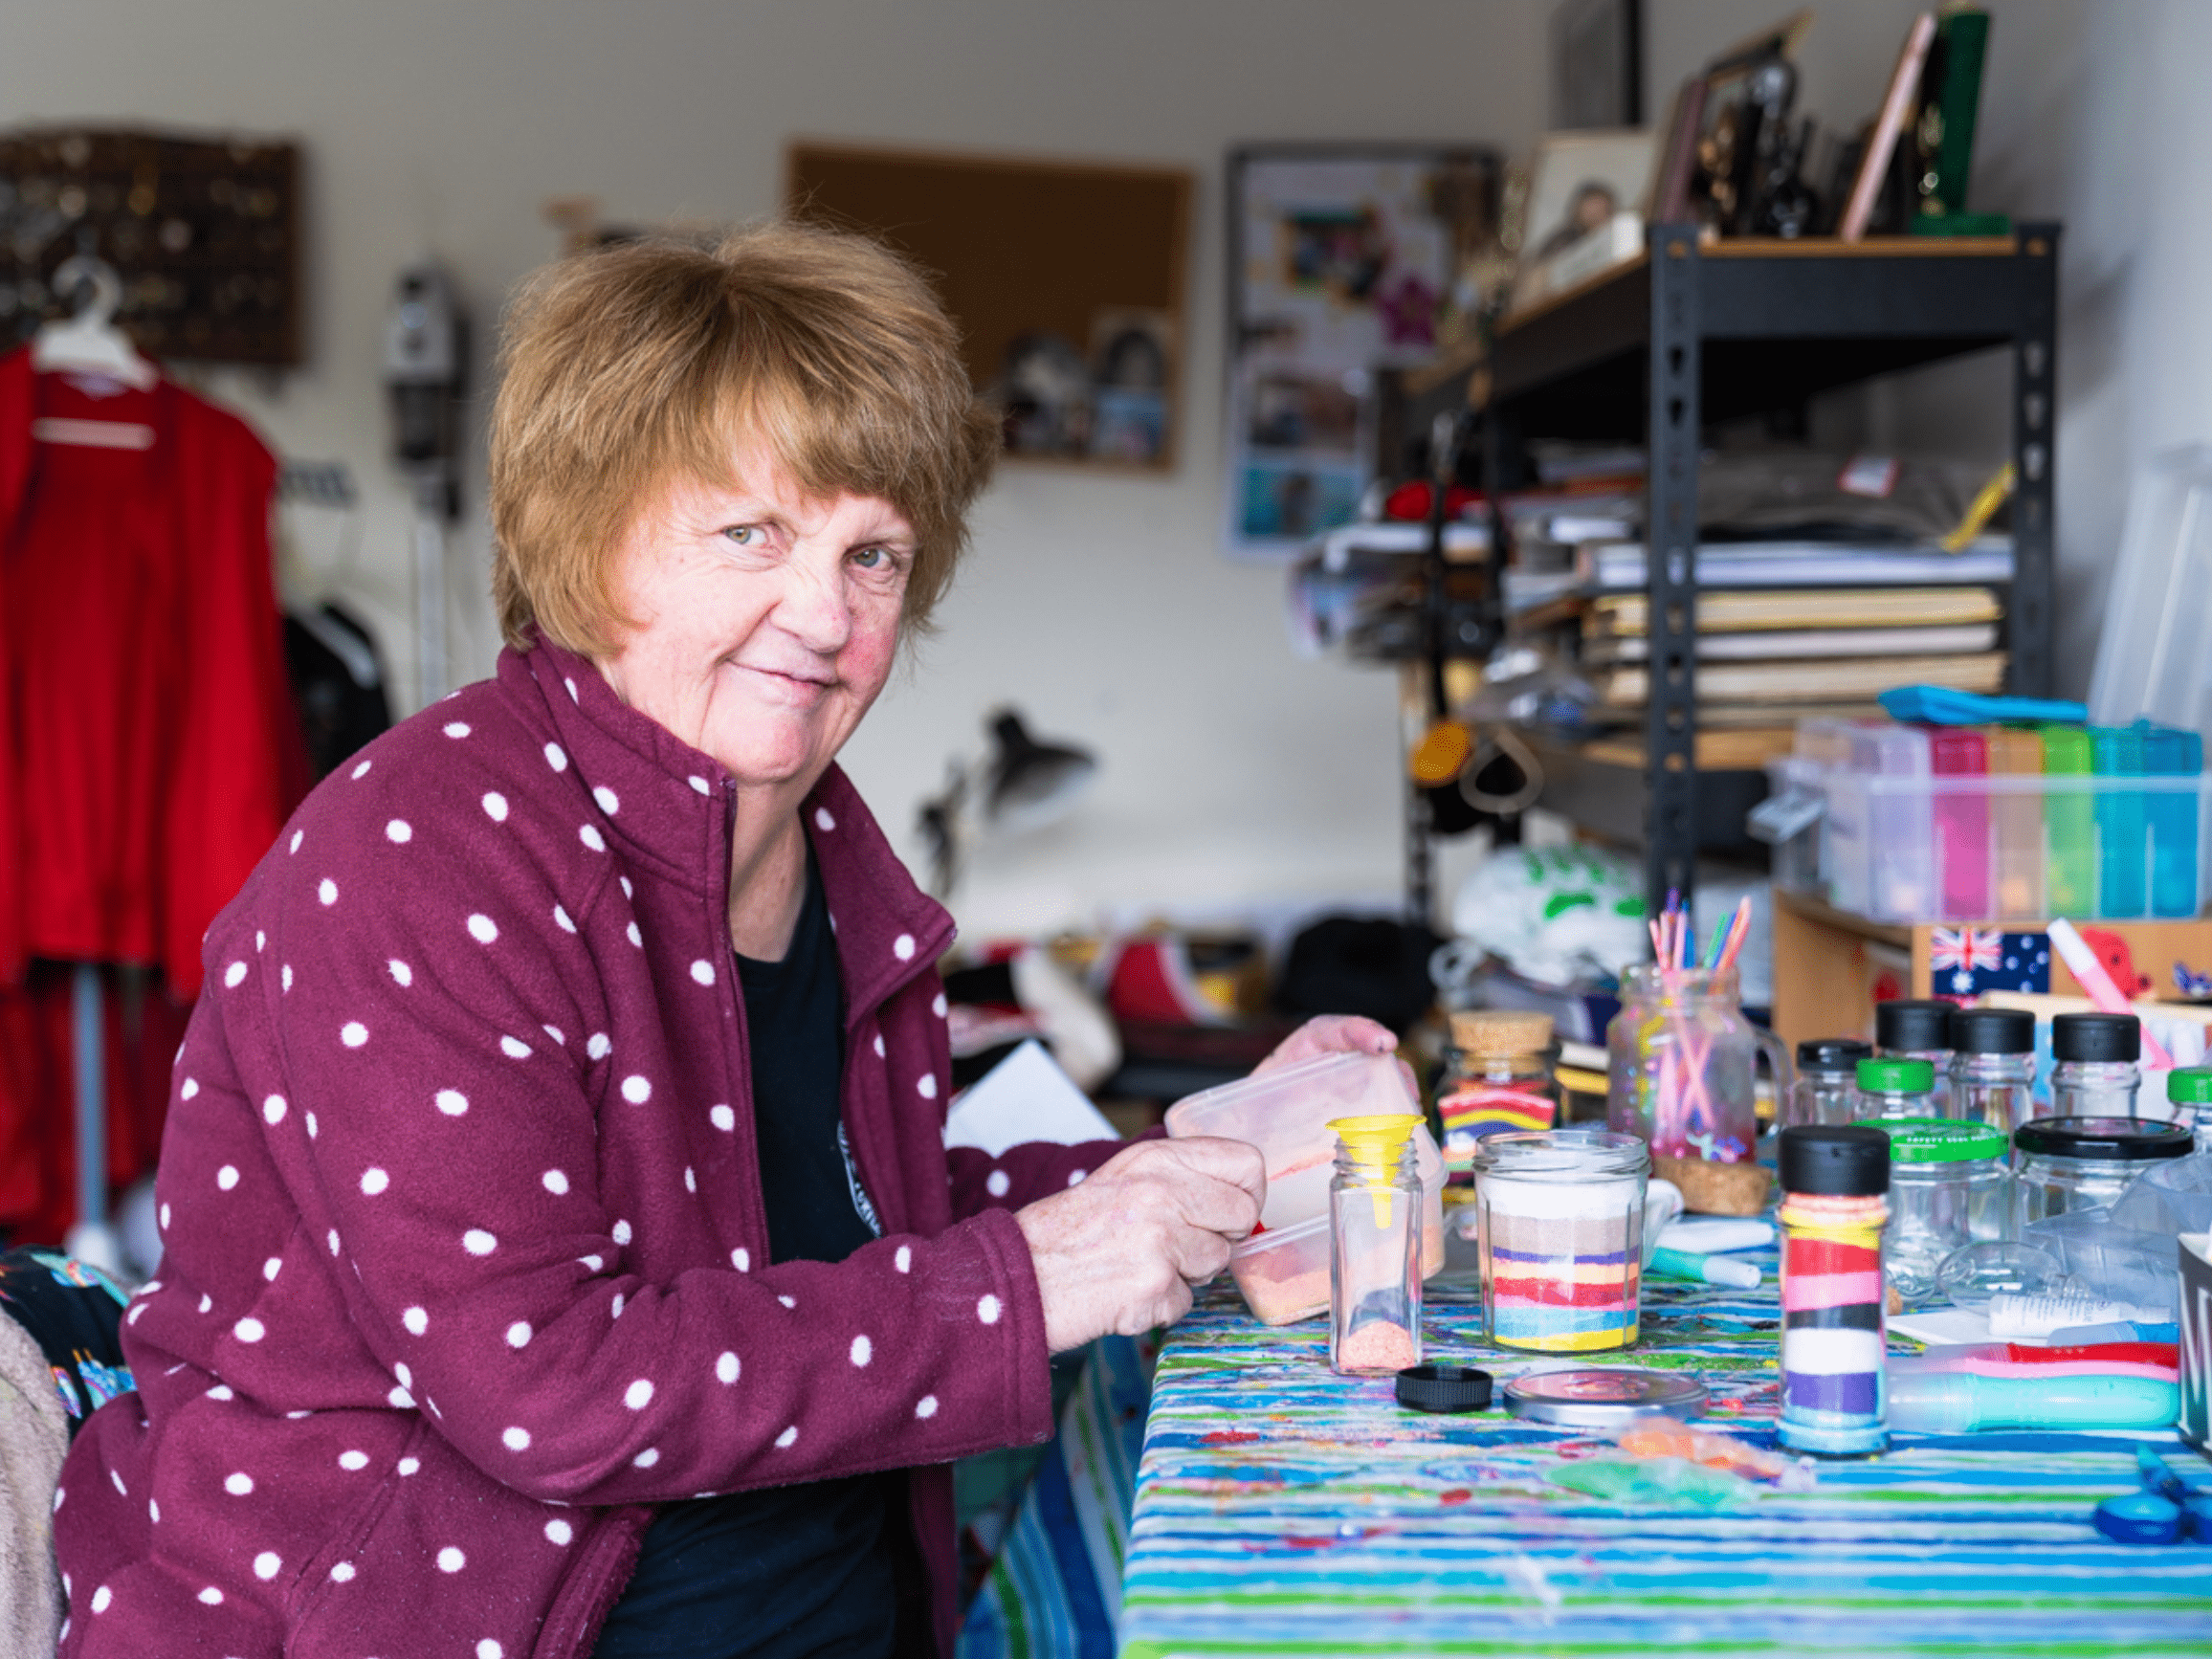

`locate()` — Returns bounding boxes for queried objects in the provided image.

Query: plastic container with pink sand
[1166,1051,1446,1325]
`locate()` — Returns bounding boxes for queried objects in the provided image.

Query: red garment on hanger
[0,348,301,1236]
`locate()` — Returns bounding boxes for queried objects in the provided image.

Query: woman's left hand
[1251,1014,1401,1077]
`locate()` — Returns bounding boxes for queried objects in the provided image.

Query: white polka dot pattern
[1068,1168,1088,1185]
[361,1168,389,1196]
[916,1395,939,1419]
[542,1169,569,1195]
[815,807,836,831]
[689,775,711,794]
[580,826,606,852]
[626,920,643,947]
[893,934,916,961]
[91,1585,111,1613]
[554,904,576,933]
[978,1294,1002,1325]
[398,1457,420,1475]
[710,1104,735,1132]
[437,1546,465,1573]
[463,1229,498,1256]
[388,959,413,986]
[632,1447,659,1468]
[506,1321,532,1349]
[545,1518,574,1545]
[587,1033,611,1060]
[985,1169,1009,1198]
[263,1256,283,1282]
[775,1426,798,1449]
[444,721,470,739]
[318,878,338,906]
[543,742,567,772]
[340,1022,368,1049]
[350,760,370,780]
[467,914,498,944]
[620,1075,651,1104]
[254,1551,281,1581]
[690,960,715,985]
[224,1471,253,1495]
[482,792,509,823]
[330,1561,356,1582]
[502,1427,531,1451]
[611,1220,632,1246]
[499,1036,531,1059]
[933,992,949,1018]
[386,818,412,843]
[918,1073,939,1100]
[716,1352,740,1383]
[216,1165,239,1191]
[181,1077,198,1099]
[233,1317,264,1343]
[264,1094,288,1123]
[593,785,620,815]
[339,1450,368,1471]
[732,1248,750,1272]
[479,1642,505,1659]
[850,1335,872,1367]
[437,1089,469,1116]
[402,1306,428,1335]
[198,1586,223,1605]
[223,962,247,988]
[895,1245,912,1273]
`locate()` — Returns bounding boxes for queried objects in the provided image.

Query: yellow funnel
[1329,1115,1417,1228]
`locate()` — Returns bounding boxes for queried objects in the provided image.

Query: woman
[55,222,1399,1659]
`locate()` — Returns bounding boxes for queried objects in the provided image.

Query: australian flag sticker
[1931,926,2050,996]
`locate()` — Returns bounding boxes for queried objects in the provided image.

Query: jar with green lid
[1875,1117,2013,1304]
[2167,1067,2212,1154]
[1853,1056,1936,1121]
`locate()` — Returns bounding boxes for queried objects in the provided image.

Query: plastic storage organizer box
[1164,1051,1446,1326]
[1773,718,2208,923]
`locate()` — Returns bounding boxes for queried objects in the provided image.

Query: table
[1119,1264,2212,1656]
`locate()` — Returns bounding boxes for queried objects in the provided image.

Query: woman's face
[597,456,915,794]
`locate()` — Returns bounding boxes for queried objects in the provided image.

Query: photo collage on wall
[1227,147,1495,559]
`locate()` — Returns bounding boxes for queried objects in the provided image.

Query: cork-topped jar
[1438,1009,1559,1182]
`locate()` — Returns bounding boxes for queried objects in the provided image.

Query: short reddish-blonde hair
[489,220,998,655]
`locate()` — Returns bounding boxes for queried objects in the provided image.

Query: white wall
[0,0,1550,944]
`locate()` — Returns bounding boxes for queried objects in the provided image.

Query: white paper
[942,1039,1118,1157]
[1889,1307,1995,1347]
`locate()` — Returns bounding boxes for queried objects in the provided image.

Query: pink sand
[1337,1320,1418,1373]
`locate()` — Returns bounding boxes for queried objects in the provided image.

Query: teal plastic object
[2140,721,2203,918]
[2091,725,2149,918]
[1878,686,2089,725]
[1887,1369,2179,1433]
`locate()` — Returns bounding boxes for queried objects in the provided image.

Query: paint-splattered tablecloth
[1120,1265,2212,1656]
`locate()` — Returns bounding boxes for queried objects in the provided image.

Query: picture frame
[1551,0,1644,131]
[1225,144,1500,560]
[1505,128,1657,316]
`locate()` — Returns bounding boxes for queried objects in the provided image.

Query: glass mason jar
[1606,966,1789,1163]
[1876,998,1957,1117]
[1436,1009,1560,1183]
[1853,1056,1936,1121]
[2012,1116,2195,1226]
[1327,1116,1424,1375]
[2049,1012,2142,1118]
[1949,1007,2038,1136]
[1472,1129,1648,1353]
[1786,1038,1871,1129]
[1874,1117,2013,1306]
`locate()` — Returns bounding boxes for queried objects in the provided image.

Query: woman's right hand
[1012,1136,1264,1353]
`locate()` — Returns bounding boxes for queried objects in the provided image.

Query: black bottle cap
[1778,1124,1891,1196]
[1395,1365,1493,1413]
[1950,1006,2035,1055]
[1876,999,1955,1053]
[2012,1116,2193,1161]
[1796,1037,1872,1075]
[2051,1011,2141,1063]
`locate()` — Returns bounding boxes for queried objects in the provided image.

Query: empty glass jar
[1854,1056,1936,1121]
[1875,1117,2013,1305]
[1787,1037,1870,1129]
[2050,1013,2142,1118]
[1876,999,1957,1117]
[2012,1116,2194,1225]
[1949,1006,2038,1136]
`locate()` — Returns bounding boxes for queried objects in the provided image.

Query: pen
[1648,1246,1760,1289]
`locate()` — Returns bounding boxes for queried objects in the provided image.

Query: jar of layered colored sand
[1471,1129,1649,1353]
[1327,1116,1425,1374]
[1777,1124,1891,1458]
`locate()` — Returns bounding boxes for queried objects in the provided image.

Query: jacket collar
[502,638,955,1022]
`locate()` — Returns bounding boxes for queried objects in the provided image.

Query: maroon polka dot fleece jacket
[55,640,1118,1659]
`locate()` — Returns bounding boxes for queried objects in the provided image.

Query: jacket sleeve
[241,772,1054,1508]
[946,1130,1161,1217]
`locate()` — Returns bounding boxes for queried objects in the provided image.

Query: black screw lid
[1950,1006,2035,1055]
[1395,1364,1493,1413]
[1796,1037,1872,1075]
[1778,1124,1891,1196]
[1876,999,1955,1053]
[2051,1011,2140,1063]
[2012,1116,2192,1161]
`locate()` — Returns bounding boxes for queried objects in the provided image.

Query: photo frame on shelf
[1504,127,1657,318]
[1226,144,1499,560]
[785,142,1191,470]
[1551,0,1644,130]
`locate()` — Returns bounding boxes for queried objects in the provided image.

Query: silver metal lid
[1502,1367,1708,1427]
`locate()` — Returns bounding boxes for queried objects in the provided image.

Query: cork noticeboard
[785,142,1191,471]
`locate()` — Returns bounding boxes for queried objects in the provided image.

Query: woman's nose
[775,562,853,654]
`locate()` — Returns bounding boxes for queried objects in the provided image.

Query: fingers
[1146,1135,1266,1202]
[1166,1223,1232,1287]
[1252,1013,1401,1076]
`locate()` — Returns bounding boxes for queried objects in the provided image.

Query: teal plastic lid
[1857,1056,1935,1094]
[1877,1117,2007,1163]
[2168,1068,2212,1106]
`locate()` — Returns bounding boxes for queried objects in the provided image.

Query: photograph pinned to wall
[1088,307,1174,464]
[1227,144,1499,559]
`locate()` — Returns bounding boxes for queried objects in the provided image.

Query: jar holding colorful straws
[1605,896,1786,1164]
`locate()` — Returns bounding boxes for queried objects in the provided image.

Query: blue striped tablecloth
[1121,1260,2212,1656]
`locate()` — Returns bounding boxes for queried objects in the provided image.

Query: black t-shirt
[594,854,910,1659]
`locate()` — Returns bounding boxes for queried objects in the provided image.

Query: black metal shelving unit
[1479,222,2061,918]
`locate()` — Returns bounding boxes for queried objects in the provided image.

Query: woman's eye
[853,545,903,573]
[721,525,762,547]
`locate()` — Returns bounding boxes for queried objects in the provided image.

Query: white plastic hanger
[31,255,159,451]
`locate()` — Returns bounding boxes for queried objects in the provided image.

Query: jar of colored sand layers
[1471,1129,1649,1353]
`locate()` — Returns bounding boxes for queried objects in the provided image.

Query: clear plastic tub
[1164,1051,1445,1249]
[1228,1213,1334,1326]
[1787,719,2209,923]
